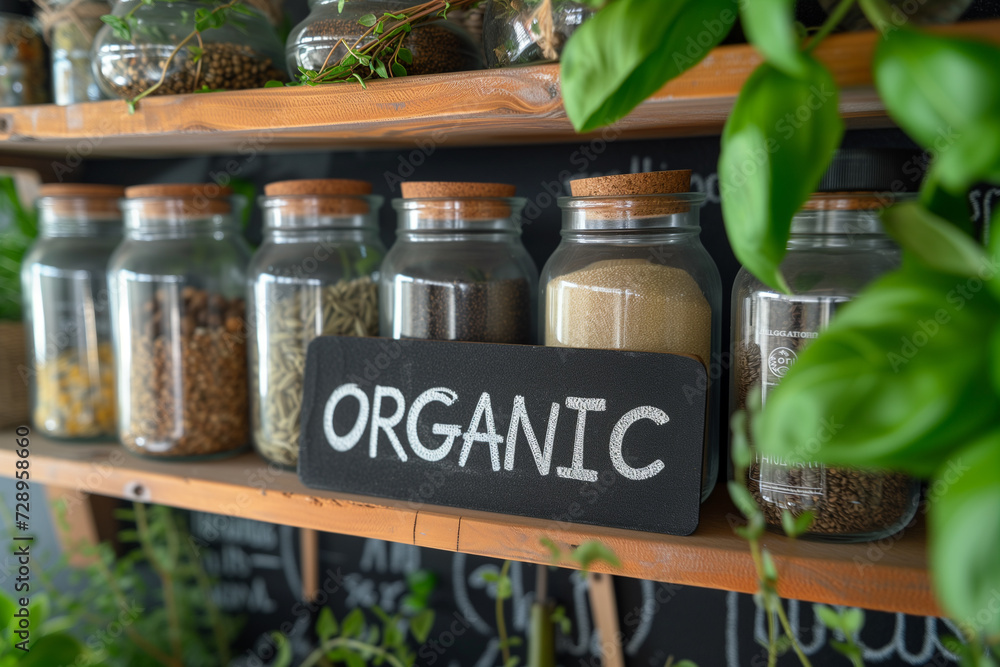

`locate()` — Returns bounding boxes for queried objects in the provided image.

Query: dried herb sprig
[273,0,479,88]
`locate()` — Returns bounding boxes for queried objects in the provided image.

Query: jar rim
[393,197,527,231]
[558,192,705,231]
[120,194,245,228]
[259,194,383,230]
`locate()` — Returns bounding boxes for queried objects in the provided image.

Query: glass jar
[542,181,721,502]
[21,184,123,440]
[108,184,251,459]
[39,0,108,104]
[92,0,286,100]
[381,182,536,343]
[249,180,385,469]
[0,2,48,105]
[286,0,481,79]
[482,0,594,68]
[733,192,920,541]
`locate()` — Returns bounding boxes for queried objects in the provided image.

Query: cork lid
[262,179,374,217]
[37,183,125,218]
[562,171,700,226]
[398,182,518,222]
[123,183,234,218]
[802,192,898,211]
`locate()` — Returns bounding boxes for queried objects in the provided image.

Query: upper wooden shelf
[0,431,937,617]
[0,20,996,157]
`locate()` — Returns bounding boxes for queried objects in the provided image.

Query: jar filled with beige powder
[541,171,721,501]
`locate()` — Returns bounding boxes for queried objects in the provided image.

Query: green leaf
[760,549,778,583]
[342,608,365,638]
[780,509,814,538]
[841,607,865,635]
[560,0,735,132]
[358,13,377,26]
[496,576,513,600]
[728,480,760,520]
[504,658,520,667]
[730,410,752,472]
[989,208,1000,302]
[19,633,82,666]
[338,0,345,11]
[673,662,700,667]
[343,652,366,667]
[187,45,203,62]
[540,536,561,562]
[929,430,1000,637]
[719,57,842,293]
[569,541,621,571]
[0,592,14,633]
[410,609,434,643]
[316,607,337,642]
[873,28,1000,193]
[406,570,437,598]
[271,633,293,667]
[398,47,413,64]
[756,262,1000,476]
[372,58,388,79]
[814,604,843,631]
[921,168,973,234]
[391,62,407,77]
[375,21,384,34]
[352,73,367,89]
[741,0,806,78]
[991,325,1000,398]
[100,14,131,40]
[882,201,987,277]
[230,3,254,15]
[265,80,285,88]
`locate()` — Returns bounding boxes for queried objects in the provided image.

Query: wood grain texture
[0,20,996,158]
[0,432,938,616]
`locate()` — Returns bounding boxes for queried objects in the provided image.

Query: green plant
[560,0,1000,658]
[0,176,37,321]
[0,591,85,666]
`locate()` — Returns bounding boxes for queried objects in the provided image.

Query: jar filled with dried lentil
[732,149,921,541]
[108,184,251,459]
[286,0,481,79]
[21,184,123,441]
[482,0,594,68]
[92,0,286,100]
[381,182,537,343]
[250,179,385,469]
[541,171,721,501]
[0,0,48,105]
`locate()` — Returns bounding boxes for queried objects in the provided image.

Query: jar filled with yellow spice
[541,171,721,500]
[22,184,124,440]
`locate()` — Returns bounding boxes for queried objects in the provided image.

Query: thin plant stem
[134,504,184,663]
[805,0,856,52]
[181,530,230,663]
[497,560,513,666]
[298,638,408,667]
[774,601,814,667]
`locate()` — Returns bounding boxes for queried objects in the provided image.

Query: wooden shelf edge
[0,432,939,617]
[0,20,996,157]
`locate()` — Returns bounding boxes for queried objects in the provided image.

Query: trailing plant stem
[805,0,856,52]
[299,638,408,667]
[497,560,513,666]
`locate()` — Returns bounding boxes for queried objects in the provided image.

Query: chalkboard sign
[299,337,707,535]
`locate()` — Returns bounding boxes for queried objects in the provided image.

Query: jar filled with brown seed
[381,182,537,344]
[92,0,287,100]
[22,184,124,441]
[732,149,921,542]
[108,184,252,459]
[286,0,481,79]
[249,179,385,469]
[541,171,721,502]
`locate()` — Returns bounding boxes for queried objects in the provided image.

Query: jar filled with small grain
[22,185,124,441]
[250,179,385,469]
[732,181,921,542]
[108,184,251,459]
[381,182,537,343]
[542,171,721,502]
[286,0,481,79]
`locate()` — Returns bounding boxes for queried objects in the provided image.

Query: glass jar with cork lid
[732,148,921,541]
[249,179,385,469]
[108,184,251,460]
[541,171,722,501]
[22,184,124,441]
[381,182,537,343]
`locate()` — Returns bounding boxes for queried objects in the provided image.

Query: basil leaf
[928,431,1000,637]
[719,58,843,293]
[560,0,736,132]
[874,28,1000,193]
[756,262,1000,476]
[741,0,807,78]
[882,201,986,277]
[921,168,973,235]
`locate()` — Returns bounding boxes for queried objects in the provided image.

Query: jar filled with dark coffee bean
[381,182,537,343]
[732,149,921,541]
[250,179,385,469]
[108,184,252,459]
[92,0,286,100]
[286,0,481,78]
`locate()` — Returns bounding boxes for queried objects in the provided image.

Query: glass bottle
[42,0,108,104]
[481,0,594,68]
[732,192,920,541]
[542,185,721,501]
[22,184,123,440]
[286,0,481,78]
[92,0,285,100]
[249,179,385,469]
[0,0,48,105]
[381,182,537,343]
[108,184,251,459]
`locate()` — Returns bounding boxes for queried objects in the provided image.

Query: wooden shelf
[0,20,995,157]
[0,431,937,617]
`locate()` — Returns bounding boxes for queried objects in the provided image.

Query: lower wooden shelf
[0,431,937,617]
